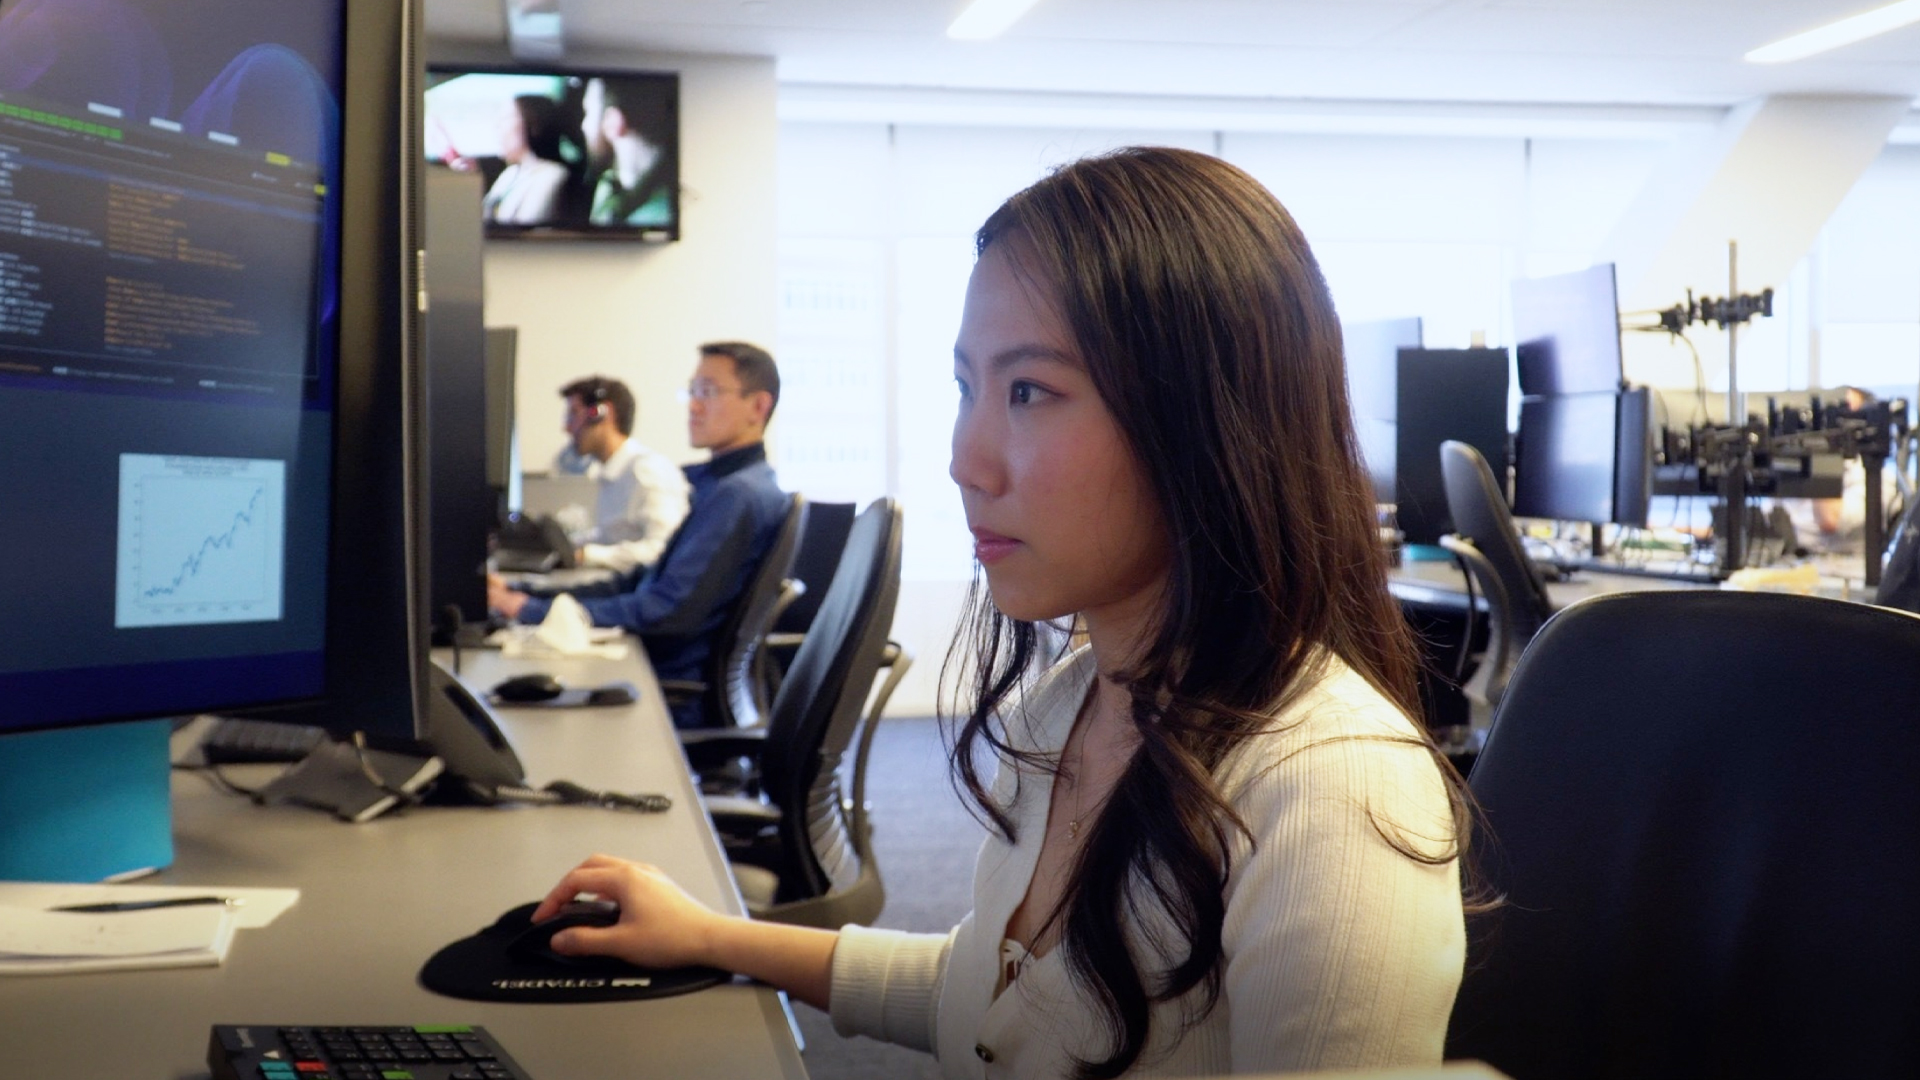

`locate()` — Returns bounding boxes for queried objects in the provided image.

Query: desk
[1390,559,1717,733]
[3,648,809,1080]
[1389,555,1869,615]
[497,565,624,597]
[1390,555,1870,736]
[1389,558,1708,616]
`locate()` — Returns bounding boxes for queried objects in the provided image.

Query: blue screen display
[0,0,346,731]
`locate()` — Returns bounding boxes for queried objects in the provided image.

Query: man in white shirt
[559,376,690,574]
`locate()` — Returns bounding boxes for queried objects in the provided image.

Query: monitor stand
[257,662,527,822]
[0,720,173,882]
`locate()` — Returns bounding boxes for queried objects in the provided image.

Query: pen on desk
[52,896,241,914]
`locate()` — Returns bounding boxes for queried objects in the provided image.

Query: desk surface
[4,648,808,1080]
[1388,557,1707,613]
[1389,554,1871,613]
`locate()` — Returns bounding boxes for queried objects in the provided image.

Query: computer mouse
[490,672,564,703]
[507,899,621,965]
[586,683,638,706]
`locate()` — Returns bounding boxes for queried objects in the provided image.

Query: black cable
[492,779,671,813]
[438,604,466,675]
[175,761,269,800]
[345,731,428,814]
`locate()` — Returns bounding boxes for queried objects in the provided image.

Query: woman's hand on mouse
[532,854,725,969]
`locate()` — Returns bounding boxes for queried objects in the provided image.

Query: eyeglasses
[679,381,753,403]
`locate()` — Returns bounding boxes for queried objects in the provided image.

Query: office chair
[1874,492,1920,612]
[680,498,909,928]
[758,500,858,699]
[770,501,857,637]
[660,494,807,730]
[1446,590,1920,1080]
[1438,440,1555,724]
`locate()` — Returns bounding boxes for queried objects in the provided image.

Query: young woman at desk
[533,147,1470,1077]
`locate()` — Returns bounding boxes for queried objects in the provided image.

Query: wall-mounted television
[423,66,678,241]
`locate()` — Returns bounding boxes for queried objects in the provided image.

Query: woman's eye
[1009,380,1050,405]
[954,376,972,402]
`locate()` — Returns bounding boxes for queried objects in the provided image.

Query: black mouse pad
[420,902,728,1003]
[487,682,640,709]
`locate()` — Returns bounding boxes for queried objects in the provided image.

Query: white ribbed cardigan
[829,648,1465,1078]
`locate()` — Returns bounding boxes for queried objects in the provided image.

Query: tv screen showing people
[423,67,679,240]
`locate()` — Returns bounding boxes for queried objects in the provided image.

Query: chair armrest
[768,580,805,629]
[678,727,770,771]
[704,794,782,839]
[1439,533,1516,711]
[846,640,916,852]
[658,678,708,704]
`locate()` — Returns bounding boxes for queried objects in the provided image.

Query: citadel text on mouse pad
[420,902,728,1002]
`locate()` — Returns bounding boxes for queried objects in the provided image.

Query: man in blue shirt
[489,342,789,728]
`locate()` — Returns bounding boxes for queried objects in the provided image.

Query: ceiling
[426,0,1920,109]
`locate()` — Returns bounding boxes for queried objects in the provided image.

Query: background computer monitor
[424,167,493,626]
[1512,264,1625,397]
[1394,347,1513,546]
[1342,317,1424,503]
[485,327,520,497]
[1512,387,1652,528]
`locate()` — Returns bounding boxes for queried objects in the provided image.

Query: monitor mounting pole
[1726,240,1741,428]
[1724,240,1746,575]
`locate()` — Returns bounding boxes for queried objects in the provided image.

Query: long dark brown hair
[944,146,1472,1078]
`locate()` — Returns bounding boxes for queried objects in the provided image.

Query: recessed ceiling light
[947,0,1044,41]
[1745,0,1920,63]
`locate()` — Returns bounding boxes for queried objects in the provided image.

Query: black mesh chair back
[698,494,806,729]
[1440,439,1554,640]
[758,500,857,700]
[1447,590,1920,1079]
[773,501,856,635]
[756,497,902,918]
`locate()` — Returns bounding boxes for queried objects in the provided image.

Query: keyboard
[492,548,563,574]
[209,1024,532,1080]
[197,718,328,765]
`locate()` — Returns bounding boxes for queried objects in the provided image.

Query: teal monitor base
[0,720,173,882]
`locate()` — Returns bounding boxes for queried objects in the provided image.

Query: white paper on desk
[0,882,300,930]
[0,904,236,974]
[498,594,629,659]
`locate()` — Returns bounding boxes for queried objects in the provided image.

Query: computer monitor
[1393,348,1512,546]
[0,0,518,880]
[1512,387,1652,528]
[484,327,520,496]
[0,1,351,735]
[1512,264,1625,398]
[1341,317,1424,503]
[424,167,492,626]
